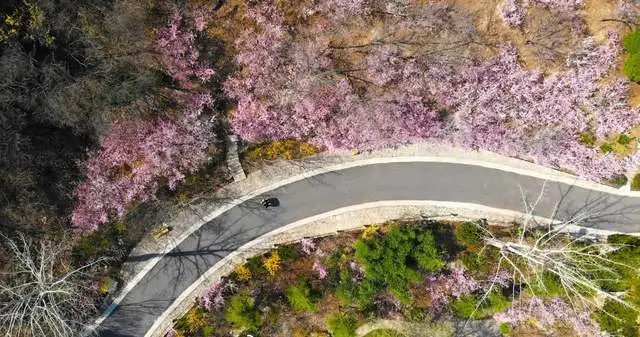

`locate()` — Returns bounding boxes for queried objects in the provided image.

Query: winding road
[95,161,640,337]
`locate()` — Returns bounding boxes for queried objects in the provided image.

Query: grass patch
[326,312,358,337]
[632,173,640,191]
[364,329,406,337]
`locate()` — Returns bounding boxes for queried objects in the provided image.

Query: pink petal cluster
[299,238,316,255]
[313,260,328,279]
[155,11,215,86]
[425,266,481,310]
[72,93,215,230]
[494,296,603,336]
[164,326,179,337]
[616,0,639,24]
[201,282,225,311]
[500,0,525,26]
[500,0,584,27]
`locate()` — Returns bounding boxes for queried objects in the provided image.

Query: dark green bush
[632,173,640,191]
[285,280,317,312]
[276,244,298,261]
[624,29,640,54]
[608,234,640,246]
[224,291,261,330]
[245,255,265,274]
[354,225,444,301]
[326,312,358,337]
[595,300,639,337]
[455,222,483,246]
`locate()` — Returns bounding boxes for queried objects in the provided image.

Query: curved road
[96,162,640,337]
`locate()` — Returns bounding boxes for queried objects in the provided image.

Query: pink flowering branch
[494,296,603,336]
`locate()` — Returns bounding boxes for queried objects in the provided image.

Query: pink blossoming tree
[72,93,215,230]
[155,11,215,87]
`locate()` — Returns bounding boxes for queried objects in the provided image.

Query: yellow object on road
[153,223,172,240]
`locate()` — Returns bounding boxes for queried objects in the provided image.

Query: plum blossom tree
[72,93,215,230]
[155,11,215,87]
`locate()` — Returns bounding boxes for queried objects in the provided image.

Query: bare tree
[472,183,638,321]
[0,233,106,337]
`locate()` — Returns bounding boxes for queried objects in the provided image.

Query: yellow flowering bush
[262,251,282,276]
[244,140,318,161]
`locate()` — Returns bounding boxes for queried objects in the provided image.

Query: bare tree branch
[0,233,107,337]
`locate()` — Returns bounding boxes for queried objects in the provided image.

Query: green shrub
[459,251,483,272]
[451,294,478,318]
[246,255,265,274]
[624,29,640,54]
[455,222,483,246]
[605,174,628,188]
[354,225,445,301]
[451,292,511,319]
[595,300,639,337]
[335,271,378,306]
[632,173,640,191]
[326,312,358,337]
[618,134,634,145]
[285,280,316,312]
[224,291,261,330]
[499,323,511,335]
[276,243,298,261]
[625,52,640,82]
[600,142,614,153]
[202,325,215,337]
[579,132,597,147]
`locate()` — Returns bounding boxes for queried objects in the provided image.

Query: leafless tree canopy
[0,233,106,337]
[471,183,638,321]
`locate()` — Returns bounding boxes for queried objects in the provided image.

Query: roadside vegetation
[168,218,640,337]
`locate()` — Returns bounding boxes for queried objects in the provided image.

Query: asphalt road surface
[96,162,640,337]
